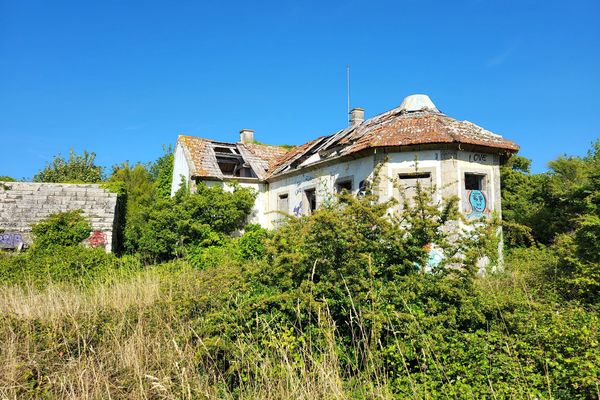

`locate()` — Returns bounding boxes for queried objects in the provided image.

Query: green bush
[0,246,142,286]
[33,149,104,183]
[237,224,270,261]
[31,210,91,250]
[127,183,256,262]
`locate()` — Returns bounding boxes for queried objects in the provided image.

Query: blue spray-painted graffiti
[293,203,302,217]
[0,233,23,248]
[467,190,487,219]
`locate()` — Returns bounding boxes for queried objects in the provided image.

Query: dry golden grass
[0,268,389,400]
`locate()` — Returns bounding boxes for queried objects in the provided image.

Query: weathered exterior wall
[263,148,501,228]
[171,142,191,196]
[0,182,118,252]
[265,155,377,228]
[187,147,502,232]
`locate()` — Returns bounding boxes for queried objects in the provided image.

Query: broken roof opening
[212,143,258,178]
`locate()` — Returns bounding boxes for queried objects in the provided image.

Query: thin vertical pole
[346,65,350,122]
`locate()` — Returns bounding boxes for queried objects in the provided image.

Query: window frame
[277,192,290,213]
[335,176,354,194]
[303,187,317,215]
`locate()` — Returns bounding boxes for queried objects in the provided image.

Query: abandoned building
[171,94,519,228]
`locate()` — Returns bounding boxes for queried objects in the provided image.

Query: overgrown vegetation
[0,143,598,399]
[501,140,600,304]
[33,149,104,183]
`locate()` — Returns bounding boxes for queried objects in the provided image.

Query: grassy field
[0,262,387,399]
[0,253,598,399]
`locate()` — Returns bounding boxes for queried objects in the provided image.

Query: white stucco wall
[171,142,191,196]
[262,149,501,229]
[264,154,377,228]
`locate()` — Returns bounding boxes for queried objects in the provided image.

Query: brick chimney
[239,128,254,144]
[349,108,364,127]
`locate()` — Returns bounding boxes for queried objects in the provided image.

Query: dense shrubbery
[501,141,600,304]
[30,209,91,250]
[0,210,142,285]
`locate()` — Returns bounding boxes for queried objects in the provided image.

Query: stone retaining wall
[0,182,118,252]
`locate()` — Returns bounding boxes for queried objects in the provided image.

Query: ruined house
[171,94,519,228]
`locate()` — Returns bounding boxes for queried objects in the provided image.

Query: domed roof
[399,94,439,113]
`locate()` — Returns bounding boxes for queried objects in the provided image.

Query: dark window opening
[336,179,353,193]
[398,172,432,188]
[399,172,431,180]
[465,173,485,191]
[358,180,367,197]
[304,188,317,214]
[217,160,237,175]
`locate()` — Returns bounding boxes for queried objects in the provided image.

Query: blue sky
[1,0,598,179]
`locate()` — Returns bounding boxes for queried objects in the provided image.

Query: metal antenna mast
[346,65,351,122]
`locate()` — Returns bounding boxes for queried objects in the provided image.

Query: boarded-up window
[278,193,289,213]
[398,172,432,199]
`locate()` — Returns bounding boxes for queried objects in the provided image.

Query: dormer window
[213,144,256,178]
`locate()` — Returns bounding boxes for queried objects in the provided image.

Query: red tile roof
[268,107,519,176]
[178,104,519,181]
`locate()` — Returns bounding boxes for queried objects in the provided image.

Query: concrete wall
[0,182,118,252]
[264,148,501,228]
[265,155,377,228]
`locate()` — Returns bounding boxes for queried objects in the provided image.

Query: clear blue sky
[1,0,598,179]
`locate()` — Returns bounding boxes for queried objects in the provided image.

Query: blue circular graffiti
[469,190,486,213]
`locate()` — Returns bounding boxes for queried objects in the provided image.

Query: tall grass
[0,266,389,399]
[0,257,598,399]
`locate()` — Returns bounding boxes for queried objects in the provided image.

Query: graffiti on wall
[293,203,302,217]
[86,230,107,248]
[464,190,488,219]
[0,232,23,248]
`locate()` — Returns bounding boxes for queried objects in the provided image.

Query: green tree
[34,149,104,183]
[0,176,16,182]
[129,182,256,261]
[150,145,174,199]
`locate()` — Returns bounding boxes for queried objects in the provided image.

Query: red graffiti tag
[87,230,107,248]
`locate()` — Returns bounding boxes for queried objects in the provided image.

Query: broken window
[304,188,317,215]
[398,172,431,189]
[358,180,368,197]
[278,193,289,213]
[464,173,486,191]
[213,144,256,178]
[335,179,353,193]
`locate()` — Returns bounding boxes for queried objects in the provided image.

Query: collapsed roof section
[177,135,290,181]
